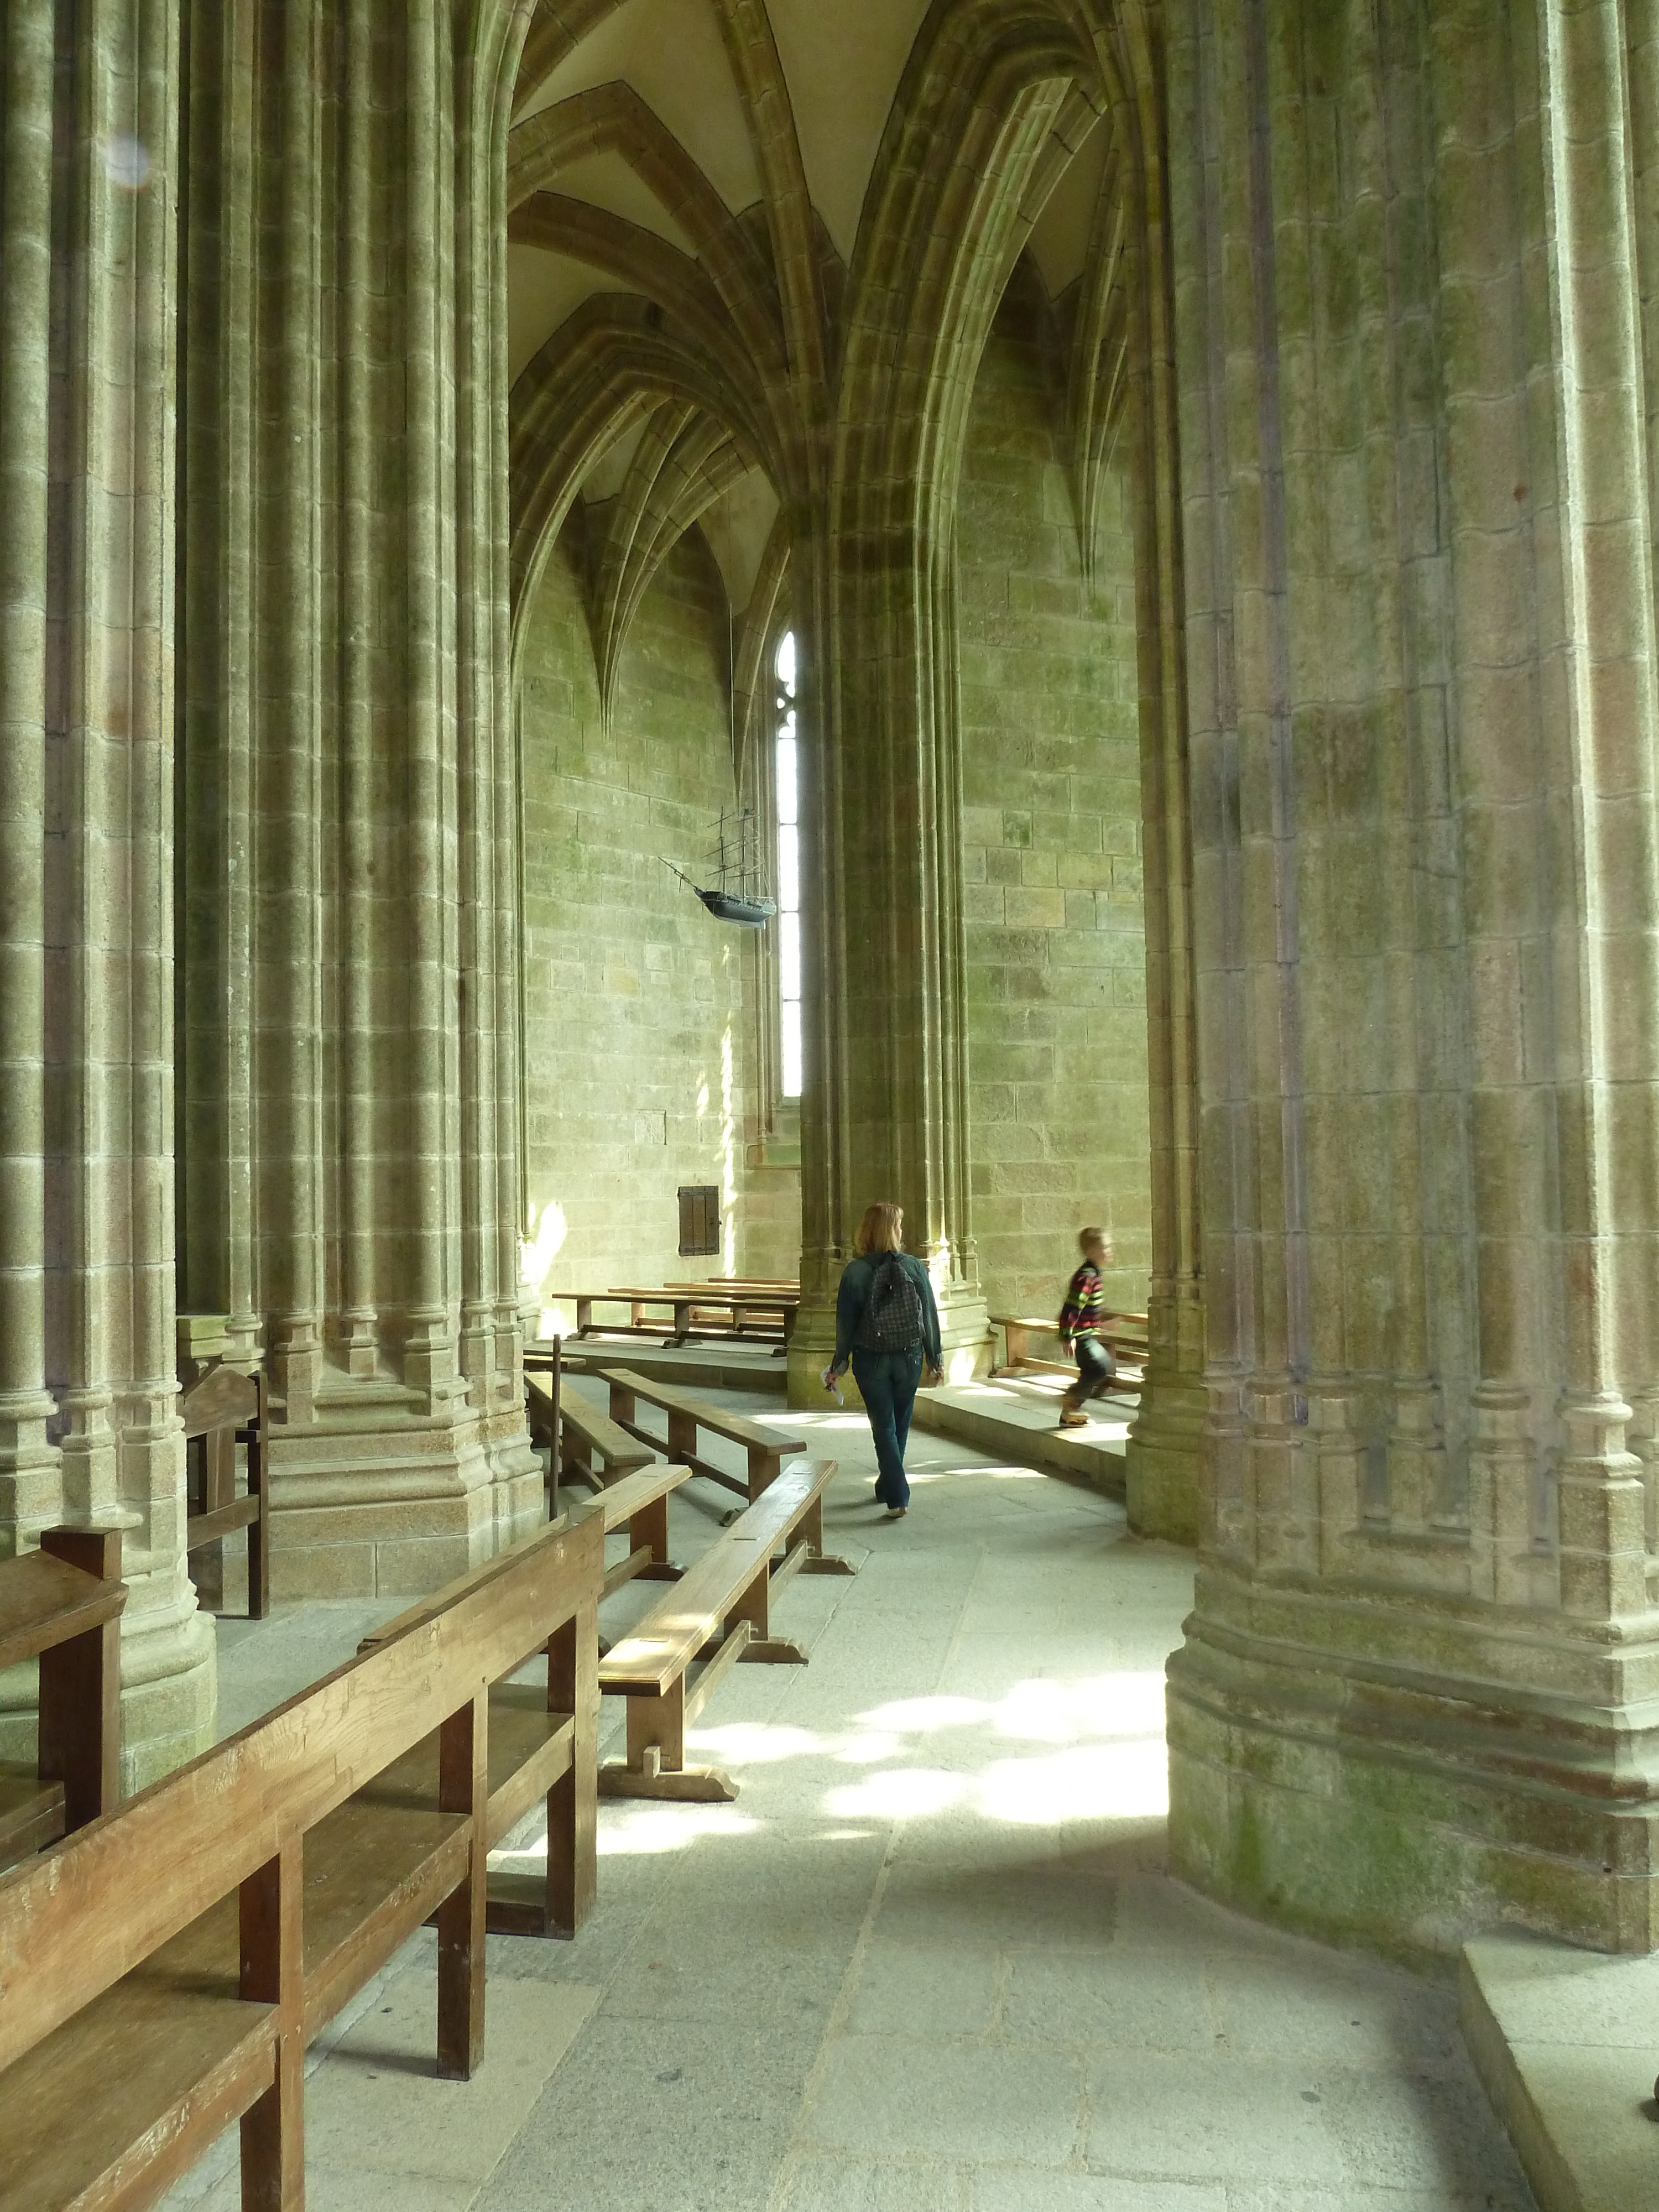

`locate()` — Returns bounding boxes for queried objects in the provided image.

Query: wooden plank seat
[658,1284,799,1344]
[364,1458,693,1644]
[598,1455,851,1802]
[601,1365,807,1509]
[0,1529,125,1877]
[988,1312,1147,1389]
[577,1459,693,1599]
[527,1369,653,1496]
[180,1361,269,1618]
[0,1511,602,2212]
[544,1291,703,1347]
[608,1285,790,1348]
[544,1287,797,1352]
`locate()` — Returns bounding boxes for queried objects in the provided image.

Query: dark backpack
[855,1254,925,1352]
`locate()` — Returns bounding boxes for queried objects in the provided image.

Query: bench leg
[245,1397,270,1619]
[38,1526,122,1825]
[667,1407,696,1469]
[599,1676,736,1801]
[747,1446,782,1501]
[790,1491,856,1577]
[629,1493,683,1580]
[545,1602,597,1936]
[437,1689,488,2079]
[241,1841,304,2212]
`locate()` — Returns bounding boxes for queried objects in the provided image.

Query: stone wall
[518,521,799,1318]
[957,281,1150,1324]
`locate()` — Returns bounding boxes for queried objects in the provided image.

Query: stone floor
[171,1397,1536,2212]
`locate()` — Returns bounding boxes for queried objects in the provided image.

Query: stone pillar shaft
[175,2,540,1597]
[2,0,215,1787]
[1168,0,1659,1958]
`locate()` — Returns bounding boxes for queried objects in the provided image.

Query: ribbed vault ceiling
[507,0,1130,744]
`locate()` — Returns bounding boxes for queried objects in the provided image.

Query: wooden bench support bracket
[800,1553,857,1576]
[597,1742,738,1804]
[602,1545,654,1599]
[767,1535,813,1599]
[738,1637,810,1665]
[683,1619,754,1725]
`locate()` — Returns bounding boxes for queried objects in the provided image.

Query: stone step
[909,1373,1131,1496]
[1460,1929,1659,2212]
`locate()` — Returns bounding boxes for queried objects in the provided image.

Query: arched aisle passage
[174,1399,1532,2211]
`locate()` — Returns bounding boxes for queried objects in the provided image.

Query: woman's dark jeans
[851,1347,924,1506]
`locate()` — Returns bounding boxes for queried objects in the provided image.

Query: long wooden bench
[0,1511,602,2212]
[546,1286,796,1351]
[527,1368,653,1496]
[181,1363,269,1617]
[602,1365,806,1508]
[598,1455,849,1801]
[0,1529,125,1875]
[659,1284,799,1347]
[576,1460,691,1599]
[989,1311,1147,1387]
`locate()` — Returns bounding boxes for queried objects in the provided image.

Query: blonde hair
[1079,1225,1109,1256]
[855,1201,904,1255]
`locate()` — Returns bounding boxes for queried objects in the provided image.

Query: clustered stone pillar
[1,0,214,1784]
[1166,0,1659,1954]
[174,0,541,1598]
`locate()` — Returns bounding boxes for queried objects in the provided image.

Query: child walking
[1057,1226,1116,1428]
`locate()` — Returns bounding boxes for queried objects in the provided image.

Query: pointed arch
[710,0,828,410]
[513,0,635,114]
[507,80,786,379]
[510,190,766,415]
[588,410,749,720]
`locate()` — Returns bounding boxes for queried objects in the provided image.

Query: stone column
[1166,0,1659,1957]
[175,0,541,1599]
[1114,35,1208,1545]
[785,517,990,1406]
[788,68,1102,1404]
[2,0,215,1787]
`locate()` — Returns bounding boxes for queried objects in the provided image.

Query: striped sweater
[1057,1260,1106,1343]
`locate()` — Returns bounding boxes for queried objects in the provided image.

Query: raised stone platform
[908,1369,1131,1495]
[1461,1930,1659,2211]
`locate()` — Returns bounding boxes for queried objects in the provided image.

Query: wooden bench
[602,1365,806,1508]
[181,1363,269,1618]
[0,1529,125,1876]
[527,1368,653,1496]
[546,1290,698,1346]
[989,1312,1147,1387]
[598,1456,849,1801]
[546,1286,796,1352]
[576,1460,692,1599]
[659,1284,799,1347]
[0,1512,602,2212]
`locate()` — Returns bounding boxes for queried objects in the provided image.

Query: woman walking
[825,1202,943,1520]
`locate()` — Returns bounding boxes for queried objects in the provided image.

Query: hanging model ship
[662,807,777,928]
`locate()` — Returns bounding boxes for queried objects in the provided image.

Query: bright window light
[775,632,802,1099]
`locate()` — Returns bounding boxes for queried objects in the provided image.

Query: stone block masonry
[518,521,799,1313]
[957,286,1150,1326]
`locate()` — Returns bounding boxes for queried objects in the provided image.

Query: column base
[1167,1562,1659,1960]
[1125,1369,1206,1545]
[267,1391,544,1599]
[117,1574,218,1791]
[0,1549,218,1794]
[786,1281,992,1410]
